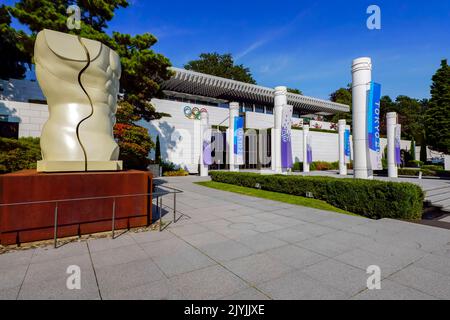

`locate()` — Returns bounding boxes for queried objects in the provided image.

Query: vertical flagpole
[200,111,210,177]
[338,119,347,176]
[387,112,398,178]
[273,86,287,174]
[228,102,239,172]
[352,57,372,180]
[303,125,310,173]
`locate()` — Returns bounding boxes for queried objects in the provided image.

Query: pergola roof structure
[162,67,350,114]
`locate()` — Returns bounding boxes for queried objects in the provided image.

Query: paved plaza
[1,176,450,300]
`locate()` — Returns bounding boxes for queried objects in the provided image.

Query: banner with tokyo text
[234,116,245,165]
[367,82,383,170]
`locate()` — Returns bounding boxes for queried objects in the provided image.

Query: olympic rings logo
[184,106,208,120]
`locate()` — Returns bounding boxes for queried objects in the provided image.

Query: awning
[162,67,350,114]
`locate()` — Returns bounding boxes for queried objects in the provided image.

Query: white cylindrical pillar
[303,125,310,173]
[200,111,210,177]
[352,57,372,179]
[338,119,347,176]
[273,86,287,174]
[387,112,398,178]
[228,102,240,172]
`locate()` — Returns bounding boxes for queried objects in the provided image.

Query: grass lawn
[195,181,357,216]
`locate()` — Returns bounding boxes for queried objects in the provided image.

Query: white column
[338,119,347,176]
[200,111,210,177]
[273,86,287,174]
[352,57,372,179]
[228,102,240,172]
[387,112,398,178]
[303,125,310,173]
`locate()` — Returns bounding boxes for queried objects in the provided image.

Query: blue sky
[4,0,450,100]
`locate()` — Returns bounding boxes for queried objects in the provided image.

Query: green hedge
[210,172,424,220]
[397,168,450,178]
[292,161,340,172]
[0,137,42,174]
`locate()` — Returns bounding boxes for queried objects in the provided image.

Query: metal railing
[0,184,183,248]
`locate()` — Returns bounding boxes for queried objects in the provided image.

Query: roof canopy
[162,67,350,114]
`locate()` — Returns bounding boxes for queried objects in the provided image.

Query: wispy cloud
[235,10,310,61]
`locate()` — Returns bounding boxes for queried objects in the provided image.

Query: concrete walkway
[1,176,450,300]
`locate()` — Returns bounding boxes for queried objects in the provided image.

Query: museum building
[1,67,358,173]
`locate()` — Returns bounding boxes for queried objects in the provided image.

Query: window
[255,105,265,114]
[266,106,274,115]
[244,103,254,112]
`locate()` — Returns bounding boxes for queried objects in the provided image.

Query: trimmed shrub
[210,172,424,220]
[0,137,42,174]
[292,161,339,172]
[161,161,177,173]
[397,168,450,178]
[163,169,189,177]
[422,165,444,171]
[407,160,424,168]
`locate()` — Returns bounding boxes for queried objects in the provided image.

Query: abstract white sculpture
[35,29,123,172]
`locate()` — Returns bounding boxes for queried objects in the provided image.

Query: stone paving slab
[1,175,450,300]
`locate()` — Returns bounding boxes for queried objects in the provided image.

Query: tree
[393,96,426,143]
[8,0,174,168]
[155,135,161,164]
[9,0,173,121]
[111,32,173,121]
[329,84,352,123]
[379,95,396,135]
[425,59,450,154]
[0,5,32,79]
[410,139,416,161]
[287,88,303,95]
[185,52,256,84]
[114,101,154,170]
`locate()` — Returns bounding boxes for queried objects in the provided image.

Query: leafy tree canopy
[7,0,174,169]
[425,59,450,154]
[329,84,352,123]
[287,88,303,95]
[185,52,256,84]
[8,0,173,121]
[328,84,428,144]
[0,5,32,79]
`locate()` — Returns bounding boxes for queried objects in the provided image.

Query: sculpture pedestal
[37,161,123,173]
[0,170,152,246]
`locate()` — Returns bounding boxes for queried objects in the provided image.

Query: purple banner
[281,105,293,168]
[203,125,212,165]
[306,135,313,164]
[395,124,402,165]
[203,141,212,165]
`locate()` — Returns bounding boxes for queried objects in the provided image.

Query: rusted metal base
[0,170,153,246]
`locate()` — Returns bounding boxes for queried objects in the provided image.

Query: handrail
[0,185,184,248]
[0,190,182,207]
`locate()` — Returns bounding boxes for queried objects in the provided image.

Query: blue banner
[234,116,244,165]
[344,128,351,163]
[367,82,383,170]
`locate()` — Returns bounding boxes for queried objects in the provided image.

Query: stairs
[424,185,450,214]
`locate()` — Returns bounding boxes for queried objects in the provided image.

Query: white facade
[1,96,416,174]
[0,100,48,137]
[1,76,427,175]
